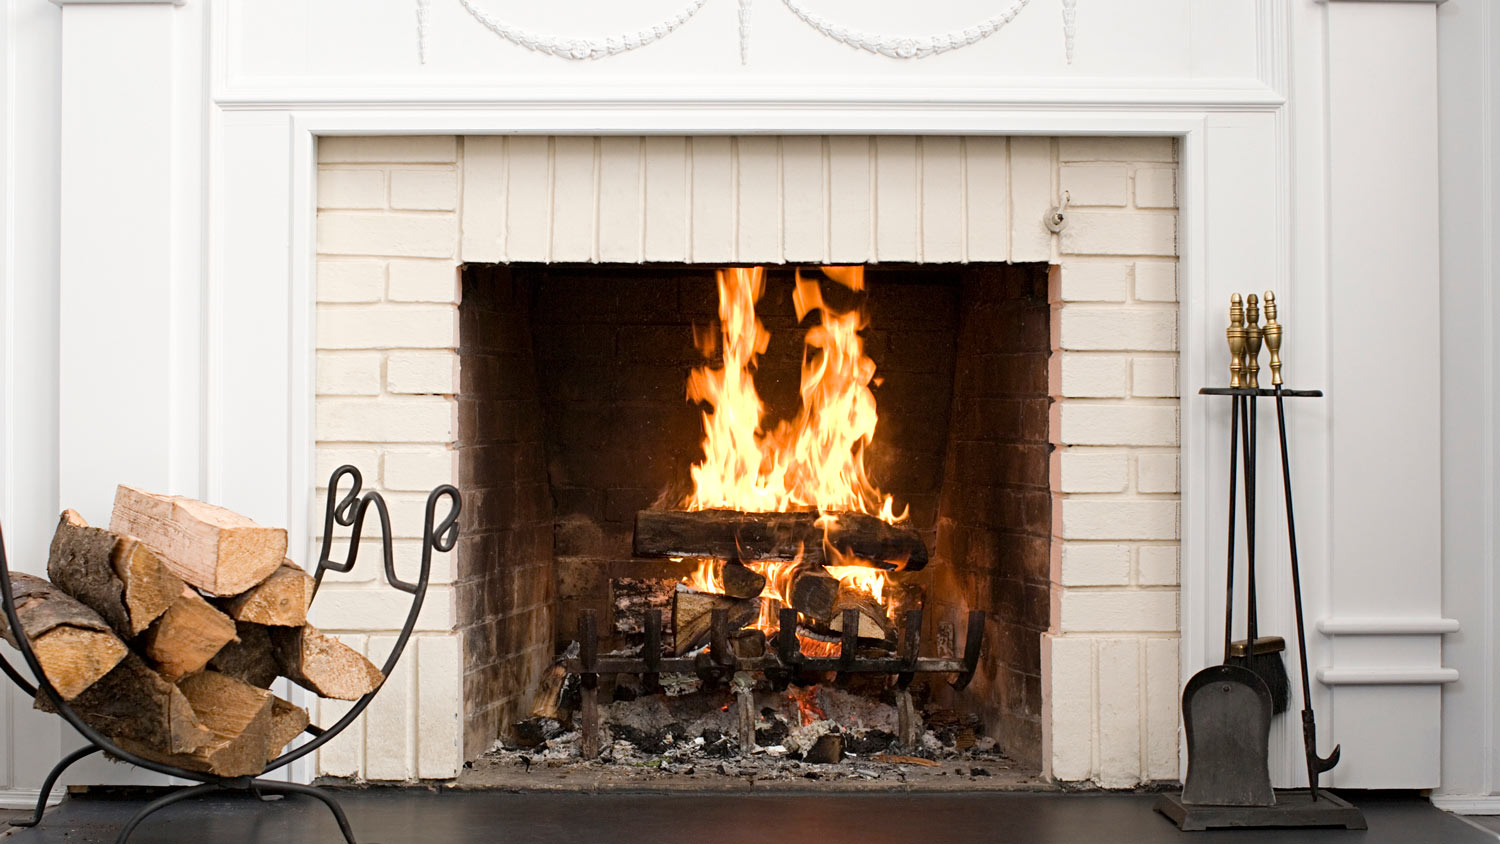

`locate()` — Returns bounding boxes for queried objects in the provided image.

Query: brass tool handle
[1263,291,1283,387]
[1227,294,1245,389]
[1244,293,1262,390]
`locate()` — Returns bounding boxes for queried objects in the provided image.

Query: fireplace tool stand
[1157,292,1362,831]
[0,465,460,844]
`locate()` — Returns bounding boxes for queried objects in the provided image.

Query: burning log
[671,585,757,655]
[829,585,895,641]
[787,568,840,623]
[633,510,927,571]
[719,561,767,599]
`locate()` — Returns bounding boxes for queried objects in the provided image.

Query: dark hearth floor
[4,789,1493,844]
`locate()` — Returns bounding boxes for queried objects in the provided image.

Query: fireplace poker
[1264,292,1341,799]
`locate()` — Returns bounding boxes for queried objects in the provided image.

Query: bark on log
[268,696,310,759]
[670,586,758,655]
[270,625,384,700]
[1,572,128,699]
[116,671,273,777]
[140,586,239,682]
[110,486,287,596]
[634,509,927,571]
[220,561,313,627]
[787,568,841,625]
[719,562,767,600]
[207,622,279,688]
[37,652,212,754]
[47,510,183,639]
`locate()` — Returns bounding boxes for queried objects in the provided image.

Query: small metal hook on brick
[1045,190,1071,233]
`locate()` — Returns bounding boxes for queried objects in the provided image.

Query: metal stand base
[1155,791,1367,831]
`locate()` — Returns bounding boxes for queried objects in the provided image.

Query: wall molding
[1317,667,1460,685]
[0,789,61,810]
[1317,616,1460,635]
[1430,794,1500,815]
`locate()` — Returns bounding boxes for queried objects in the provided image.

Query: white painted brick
[1060,404,1179,446]
[1060,211,1176,257]
[1144,637,1182,780]
[1061,499,1180,540]
[1059,354,1129,397]
[318,136,457,164]
[318,212,457,259]
[1058,307,1176,351]
[1097,638,1142,787]
[1060,164,1128,207]
[315,634,366,776]
[1137,546,1180,586]
[318,304,457,350]
[1044,635,1094,781]
[390,169,458,211]
[383,447,456,492]
[387,260,458,303]
[1133,261,1177,302]
[387,350,458,395]
[1134,167,1177,209]
[316,446,381,484]
[317,260,385,303]
[1137,453,1180,493]
[1059,451,1129,493]
[1059,262,1129,302]
[1060,543,1131,586]
[1058,137,1175,163]
[315,536,456,586]
[318,169,386,210]
[417,635,463,778]
[317,351,382,396]
[1132,356,1178,398]
[363,633,414,780]
[1060,590,1178,632]
[317,397,454,444]
[313,584,453,632]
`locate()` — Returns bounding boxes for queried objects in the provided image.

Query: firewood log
[37,652,212,754]
[115,671,273,777]
[828,585,895,641]
[46,510,183,638]
[220,561,313,627]
[0,572,127,699]
[670,585,758,655]
[634,509,928,571]
[270,625,383,700]
[207,621,279,688]
[110,486,287,597]
[719,561,767,599]
[787,568,841,625]
[140,586,238,682]
[268,696,310,759]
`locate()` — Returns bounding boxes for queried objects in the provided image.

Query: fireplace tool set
[0,466,460,844]
[1157,293,1363,831]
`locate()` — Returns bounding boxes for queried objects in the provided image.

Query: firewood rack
[0,465,460,844]
[566,604,986,756]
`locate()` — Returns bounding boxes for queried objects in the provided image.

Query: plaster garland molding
[738,0,752,65]
[417,0,432,64]
[779,0,1032,59]
[1062,0,1076,64]
[452,0,709,61]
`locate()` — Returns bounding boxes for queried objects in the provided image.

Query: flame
[682,559,722,593]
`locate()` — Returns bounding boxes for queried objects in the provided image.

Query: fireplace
[311,133,1180,787]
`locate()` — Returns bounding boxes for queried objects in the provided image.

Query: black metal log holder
[565,605,985,757]
[0,465,460,844]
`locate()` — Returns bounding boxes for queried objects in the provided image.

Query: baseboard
[0,788,59,810]
[1431,794,1500,815]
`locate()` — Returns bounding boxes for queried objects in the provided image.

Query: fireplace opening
[456,261,1051,778]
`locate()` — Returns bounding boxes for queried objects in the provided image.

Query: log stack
[2,486,385,777]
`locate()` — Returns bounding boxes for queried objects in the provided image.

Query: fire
[678,265,905,640]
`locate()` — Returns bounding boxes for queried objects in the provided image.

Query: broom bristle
[1228,650,1289,714]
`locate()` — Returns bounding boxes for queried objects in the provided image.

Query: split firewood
[0,572,128,699]
[671,585,758,654]
[37,652,212,754]
[268,696,310,759]
[271,625,383,700]
[220,561,314,627]
[718,561,767,600]
[47,510,183,639]
[207,622,279,688]
[634,509,928,571]
[110,486,287,596]
[530,642,579,721]
[728,628,767,660]
[787,568,841,625]
[116,671,274,777]
[140,586,238,682]
[828,585,895,641]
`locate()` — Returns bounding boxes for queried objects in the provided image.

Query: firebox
[455,261,1051,772]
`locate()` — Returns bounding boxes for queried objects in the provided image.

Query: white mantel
[0,0,1486,800]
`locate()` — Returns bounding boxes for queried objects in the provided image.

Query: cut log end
[110,486,288,597]
[140,587,238,682]
[671,586,758,655]
[221,561,313,627]
[272,625,383,701]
